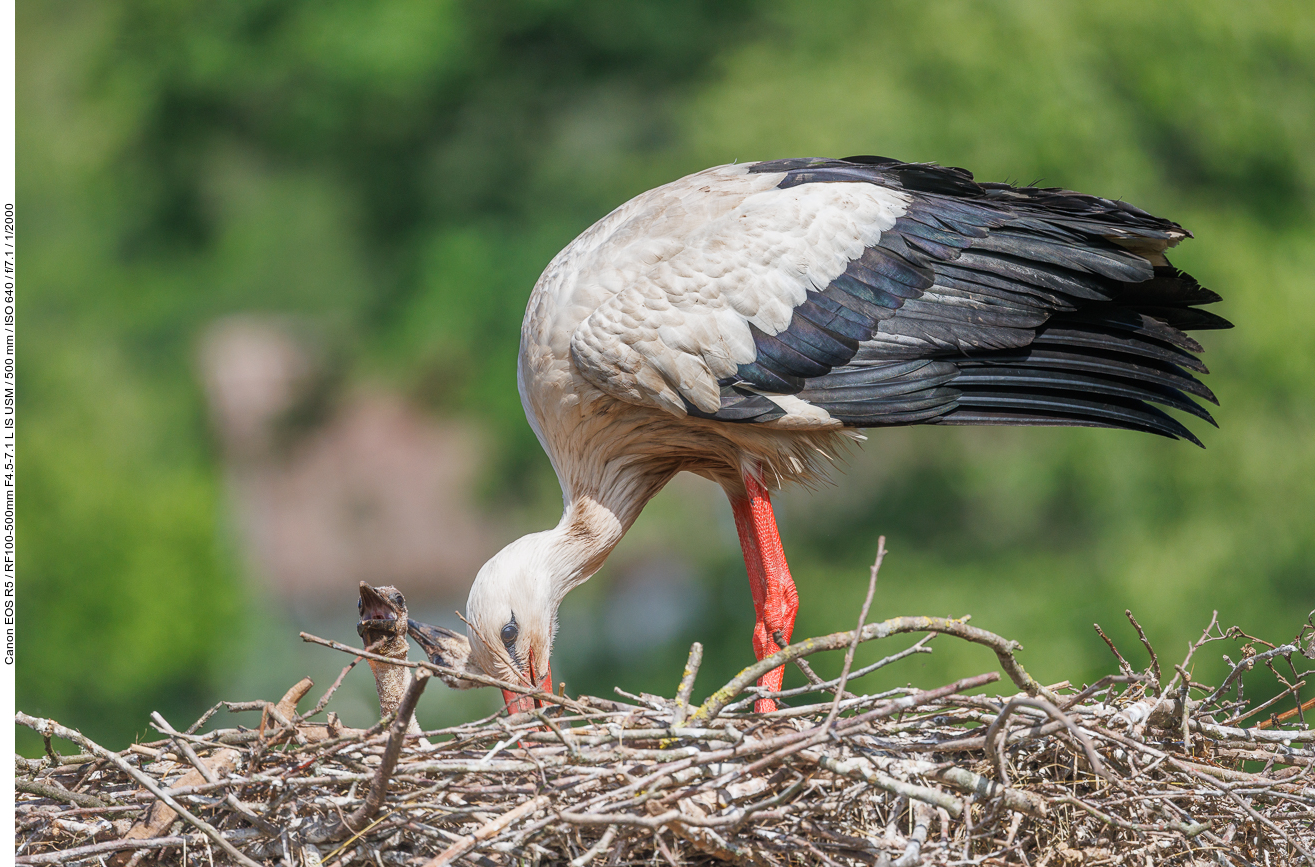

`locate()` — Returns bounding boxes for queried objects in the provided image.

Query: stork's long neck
[544,496,626,602]
[546,461,674,602]
[522,361,681,598]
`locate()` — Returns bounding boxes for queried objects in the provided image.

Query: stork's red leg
[730,472,800,713]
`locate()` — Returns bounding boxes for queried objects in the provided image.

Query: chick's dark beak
[357,582,406,645]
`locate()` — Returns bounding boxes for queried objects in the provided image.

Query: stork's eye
[389,592,404,607]
[500,621,519,646]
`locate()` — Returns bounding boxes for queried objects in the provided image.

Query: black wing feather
[715,157,1230,444]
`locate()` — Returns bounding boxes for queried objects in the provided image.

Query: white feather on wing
[560,165,909,420]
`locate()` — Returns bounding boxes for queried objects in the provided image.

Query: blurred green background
[18,0,1315,752]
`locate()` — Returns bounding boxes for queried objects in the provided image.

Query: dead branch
[826,537,885,725]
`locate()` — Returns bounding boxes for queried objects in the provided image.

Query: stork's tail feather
[936,392,1205,447]
[931,265,1228,445]
[799,301,1229,446]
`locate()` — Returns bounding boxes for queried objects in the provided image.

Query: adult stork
[461,156,1227,714]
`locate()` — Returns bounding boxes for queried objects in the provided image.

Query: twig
[303,659,362,722]
[535,710,581,760]
[913,718,1067,754]
[1167,757,1315,865]
[1059,674,1147,711]
[568,824,616,867]
[671,642,703,727]
[1055,795,1208,837]
[1164,611,1221,698]
[274,677,315,720]
[1190,718,1315,744]
[1201,642,1303,708]
[425,794,548,866]
[1093,622,1135,677]
[844,673,1000,731]
[184,703,225,735]
[773,628,831,691]
[826,537,885,726]
[926,765,1047,818]
[892,800,931,867]
[15,779,107,809]
[1257,693,1315,730]
[1174,663,1192,753]
[1125,609,1161,689]
[811,748,964,816]
[753,636,934,701]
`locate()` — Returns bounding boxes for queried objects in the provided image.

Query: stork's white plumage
[462,157,1227,713]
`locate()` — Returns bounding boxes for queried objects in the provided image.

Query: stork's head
[465,532,561,714]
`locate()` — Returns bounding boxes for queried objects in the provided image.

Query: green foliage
[18,332,235,748]
[18,0,1315,745]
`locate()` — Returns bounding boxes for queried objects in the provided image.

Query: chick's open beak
[501,650,552,715]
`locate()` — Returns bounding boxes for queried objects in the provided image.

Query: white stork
[459,157,1227,714]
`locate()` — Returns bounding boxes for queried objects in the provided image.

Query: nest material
[15,604,1315,866]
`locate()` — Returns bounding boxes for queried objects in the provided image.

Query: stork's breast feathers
[568,177,909,420]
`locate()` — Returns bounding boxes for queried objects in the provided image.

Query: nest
[15,572,1315,866]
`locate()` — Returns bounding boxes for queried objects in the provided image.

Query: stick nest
[15,605,1315,866]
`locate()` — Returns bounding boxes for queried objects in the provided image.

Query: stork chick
[356,582,422,735]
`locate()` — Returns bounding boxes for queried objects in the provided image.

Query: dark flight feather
[708,157,1231,444]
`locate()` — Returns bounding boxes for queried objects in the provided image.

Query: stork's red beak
[501,652,552,715]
